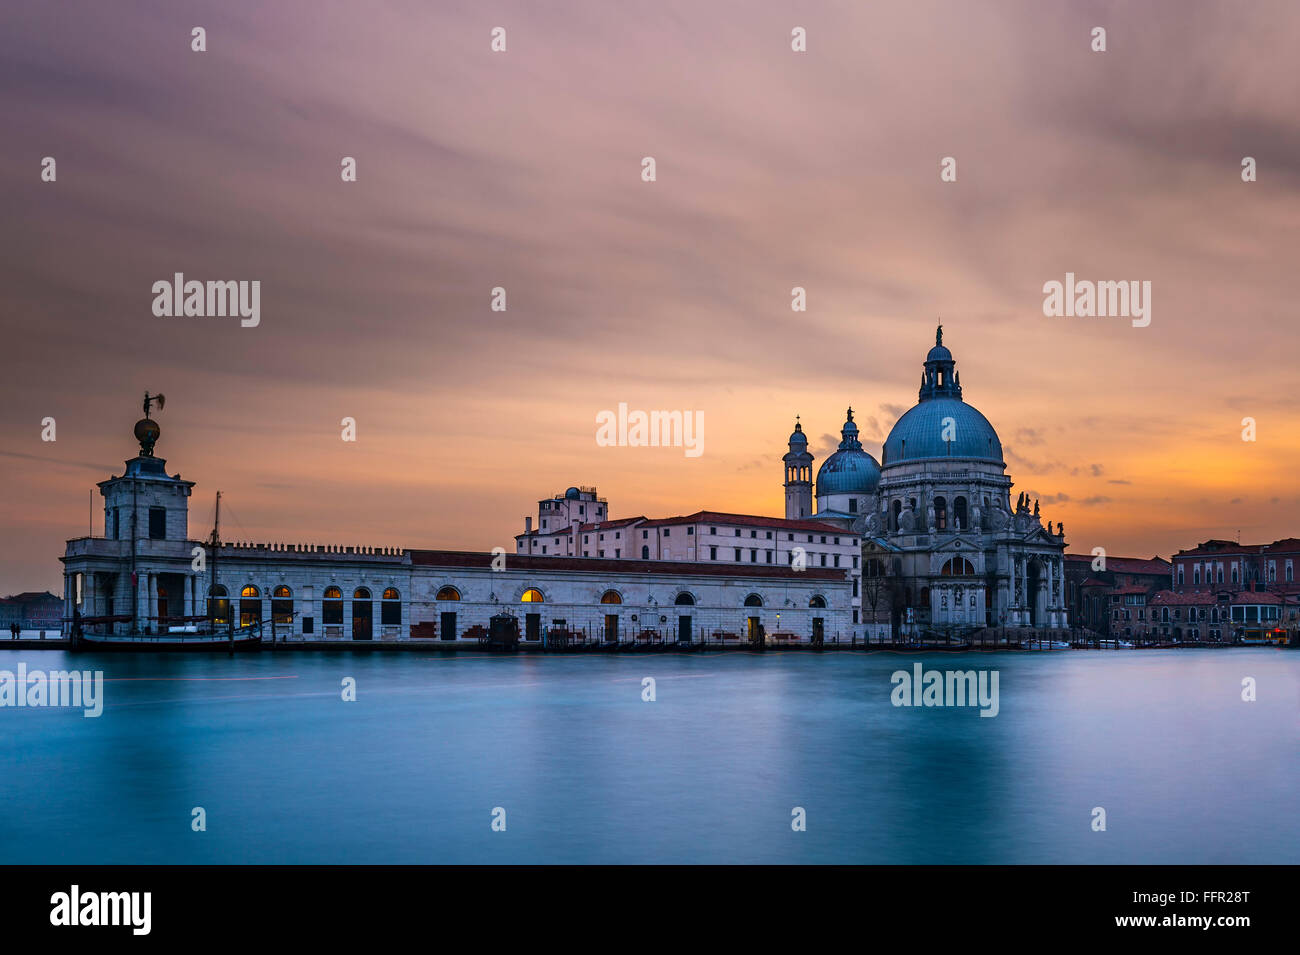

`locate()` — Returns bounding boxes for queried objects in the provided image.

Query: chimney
[525,516,532,534]
[571,519,581,556]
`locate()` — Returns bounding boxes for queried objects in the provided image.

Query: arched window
[891,499,902,531]
[600,590,622,604]
[743,593,763,607]
[674,592,695,606]
[207,584,230,625]
[934,496,947,530]
[521,588,544,602]
[323,586,343,625]
[809,595,827,609]
[641,545,650,559]
[381,587,401,625]
[239,586,262,628]
[353,587,371,600]
[940,557,975,576]
[435,586,460,601]
[954,497,968,530]
[272,586,293,625]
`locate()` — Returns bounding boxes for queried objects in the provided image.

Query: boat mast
[208,490,222,628]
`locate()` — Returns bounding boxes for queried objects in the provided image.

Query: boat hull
[72,633,264,652]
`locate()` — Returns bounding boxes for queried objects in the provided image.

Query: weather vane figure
[135,391,167,456]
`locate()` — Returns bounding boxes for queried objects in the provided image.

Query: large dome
[881,325,1004,467]
[816,408,882,495]
[881,397,1003,465]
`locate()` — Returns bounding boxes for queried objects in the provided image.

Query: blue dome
[881,397,1003,465]
[817,448,881,495]
[815,408,881,495]
[564,486,582,499]
[926,343,952,362]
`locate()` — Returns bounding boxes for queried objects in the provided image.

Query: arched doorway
[601,590,622,642]
[352,587,372,640]
[675,591,695,642]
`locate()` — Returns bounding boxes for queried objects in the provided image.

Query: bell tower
[782,417,814,519]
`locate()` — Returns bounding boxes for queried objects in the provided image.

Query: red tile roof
[519,511,853,538]
[410,549,849,581]
[640,511,852,533]
[1065,554,1170,574]
[517,517,645,538]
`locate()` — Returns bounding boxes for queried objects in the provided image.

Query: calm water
[1,648,1296,864]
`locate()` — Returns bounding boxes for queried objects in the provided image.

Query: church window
[675,592,695,606]
[744,594,763,607]
[954,497,968,529]
[600,590,622,604]
[934,496,947,530]
[940,557,975,576]
[810,595,827,609]
[521,588,544,602]
[436,586,460,601]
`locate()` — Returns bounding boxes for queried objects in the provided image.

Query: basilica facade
[786,326,1068,634]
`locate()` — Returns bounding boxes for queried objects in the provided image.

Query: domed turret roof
[816,408,882,496]
[881,325,1004,466]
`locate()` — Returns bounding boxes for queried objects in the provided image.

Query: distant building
[1064,554,1171,635]
[0,591,62,631]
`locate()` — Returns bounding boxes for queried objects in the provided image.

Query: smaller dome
[788,420,807,447]
[815,407,881,496]
[926,343,952,362]
[564,487,582,500]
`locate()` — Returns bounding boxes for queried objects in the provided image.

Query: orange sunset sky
[2,0,1298,593]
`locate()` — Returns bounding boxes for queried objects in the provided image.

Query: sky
[1,0,1298,593]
